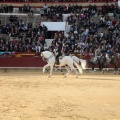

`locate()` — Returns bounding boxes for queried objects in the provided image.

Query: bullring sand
[0,69,120,120]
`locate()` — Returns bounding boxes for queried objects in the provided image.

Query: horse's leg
[54,67,58,72]
[71,66,79,78]
[59,66,64,75]
[100,64,105,74]
[59,66,63,72]
[65,66,78,78]
[49,65,53,77]
[65,65,78,78]
[57,66,63,72]
[43,64,50,73]
[64,66,70,77]
[66,64,79,78]
[114,65,118,74]
[102,68,105,74]
[54,66,62,71]
[92,65,95,74]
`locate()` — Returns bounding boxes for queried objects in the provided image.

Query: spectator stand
[0,13,41,27]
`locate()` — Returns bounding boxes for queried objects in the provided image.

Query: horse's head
[41,52,47,62]
[41,51,54,62]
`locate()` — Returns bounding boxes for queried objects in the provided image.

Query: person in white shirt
[43,4,48,14]
[35,44,41,53]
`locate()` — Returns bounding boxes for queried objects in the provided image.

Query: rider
[55,42,62,65]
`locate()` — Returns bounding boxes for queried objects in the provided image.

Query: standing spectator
[43,4,48,15]
[26,4,30,13]
[42,24,48,38]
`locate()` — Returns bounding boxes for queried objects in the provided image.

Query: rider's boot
[56,59,59,65]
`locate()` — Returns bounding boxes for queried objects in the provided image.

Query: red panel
[0,56,46,67]
[0,56,119,68]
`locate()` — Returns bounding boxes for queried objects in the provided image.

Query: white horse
[53,48,87,73]
[41,51,82,78]
[54,55,87,74]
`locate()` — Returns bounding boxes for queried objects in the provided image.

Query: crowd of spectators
[0,3,120,57]
[0,4,13,13]
[0,15,48,53]
[49,4,120,57]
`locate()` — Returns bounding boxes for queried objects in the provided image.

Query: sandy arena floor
[0,69,120,120]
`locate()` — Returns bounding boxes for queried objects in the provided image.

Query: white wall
[41,22,66,31]
[45,39,53,48]
[118,0,120,7]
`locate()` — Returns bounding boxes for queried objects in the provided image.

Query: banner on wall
[0,52,16,56]
[0,52,11,55]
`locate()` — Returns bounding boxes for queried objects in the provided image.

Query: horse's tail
[73,60,83,74]
[79,58,87,70]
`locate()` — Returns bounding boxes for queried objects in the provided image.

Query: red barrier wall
[0,56,46,67]
[0,55,119,68]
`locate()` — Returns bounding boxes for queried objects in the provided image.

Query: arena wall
[0,54,119,68]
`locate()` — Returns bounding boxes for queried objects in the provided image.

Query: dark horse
[88,53,120,74]
[103,53,120,74]
[88,56,101,74]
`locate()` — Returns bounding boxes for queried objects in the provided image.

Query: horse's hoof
[76,76,78,78]
[48,75,51,78]
[64,76,67,78]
